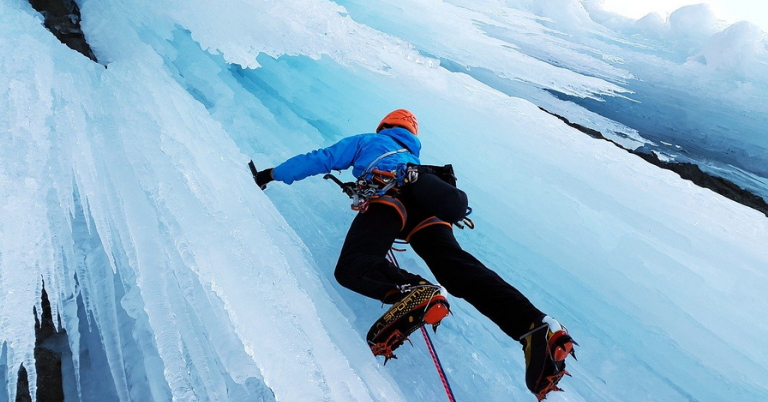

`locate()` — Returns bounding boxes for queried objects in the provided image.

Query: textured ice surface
[1,2,403,401]
[2,0,767,401]
[235,53,768,402]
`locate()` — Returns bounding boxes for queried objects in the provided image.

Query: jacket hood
[379,127,421,157]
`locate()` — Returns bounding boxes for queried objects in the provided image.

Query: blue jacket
[272,127,421,184]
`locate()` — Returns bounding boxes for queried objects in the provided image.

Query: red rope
[387,247,456,401]
[421,326,457,402]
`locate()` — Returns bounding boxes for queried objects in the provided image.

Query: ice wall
[224,51,768,402]
[2,0,767,401]
[1,1,405,401]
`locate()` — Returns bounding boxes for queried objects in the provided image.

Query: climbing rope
[421,326,457,402]
[386,247,457,402]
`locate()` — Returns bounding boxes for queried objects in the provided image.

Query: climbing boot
[521,316,578,401]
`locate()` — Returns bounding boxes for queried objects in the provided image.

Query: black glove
[256,168,274,189]
[248,160,274,190]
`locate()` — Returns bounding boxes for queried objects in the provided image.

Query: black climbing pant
[334,189,544,340]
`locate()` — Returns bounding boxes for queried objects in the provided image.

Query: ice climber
[250,109,577,400]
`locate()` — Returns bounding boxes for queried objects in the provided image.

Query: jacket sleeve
[271,135,363,184]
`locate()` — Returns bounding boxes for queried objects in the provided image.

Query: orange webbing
[371,168,396,178]
[368,196,407,231]
[405,216,452,242]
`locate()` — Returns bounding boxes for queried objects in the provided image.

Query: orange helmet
[376,109,418,136]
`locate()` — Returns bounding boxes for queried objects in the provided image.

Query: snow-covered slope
[1,0,767,401]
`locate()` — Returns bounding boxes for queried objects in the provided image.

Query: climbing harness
[323,148,408,211]
[323,152,474,230]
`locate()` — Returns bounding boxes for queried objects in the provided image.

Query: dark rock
[33,286,65,402]
[28,0,98,63]
[17,285,66,402]
[16,365,31,402]
[539,107,768,218]
[32,347,64,402]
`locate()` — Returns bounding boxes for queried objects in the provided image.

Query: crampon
[367,285,450,364]
[522,316,578,401]
[369,330,412,364]
[535,370,572,401]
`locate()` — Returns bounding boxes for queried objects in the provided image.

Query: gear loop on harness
[324,148,410,211]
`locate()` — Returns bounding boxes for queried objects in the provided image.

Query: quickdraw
[455,207,474,230]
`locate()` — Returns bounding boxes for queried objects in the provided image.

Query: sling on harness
[323,148,409,211]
